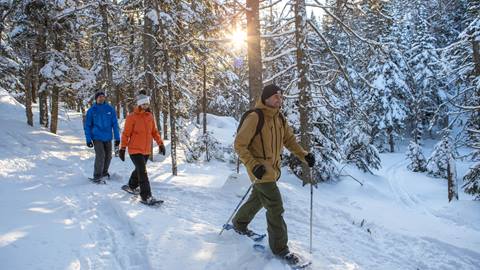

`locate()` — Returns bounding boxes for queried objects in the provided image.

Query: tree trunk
[99,2,114,106]
[50,31,65,134]
[115,85,121,118]
[158,3,176,175]
[388,126,395,153]
[246,0,263,108]
[144,1,162,140]
[25,65,34,126]
[127,15,136,118]
[79,99,86,124]
[196,93,201,125]
[0,20,3,46]
[32,62,38,103]
[473,40,480,76]
[74,40,87,124]
[203,63,209,161]
[203,64,208,135]
[447,157,458,202]
[50,86,59,134]
[166,55,177,175]
[294,0,312,182]
[143,0,155,103]
[143,4,155,162]
[162,84,169,140]
[36,17,48,127]
[38,78,48,128]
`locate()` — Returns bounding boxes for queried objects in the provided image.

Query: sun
[228,29,247,49]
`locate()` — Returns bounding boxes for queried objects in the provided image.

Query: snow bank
[0,88,25,120]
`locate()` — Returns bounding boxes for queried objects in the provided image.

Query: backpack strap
[237,109,266,160]
[252,109,264,140]
[253,109,266,160]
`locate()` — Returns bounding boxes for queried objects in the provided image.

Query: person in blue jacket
[84,91,120,182]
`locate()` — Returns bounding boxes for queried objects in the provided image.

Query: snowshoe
[140,196,164,206]
[223,224,266,242]
[121,184,140,195]
[280,252,312,269]
[89,177,106,184]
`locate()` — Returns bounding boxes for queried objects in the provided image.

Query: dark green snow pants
[232,182,289,256]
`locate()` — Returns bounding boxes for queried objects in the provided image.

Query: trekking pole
[219,184,253,236]
[309,169,314,254]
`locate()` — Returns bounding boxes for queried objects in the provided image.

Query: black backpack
[237,109,286,160]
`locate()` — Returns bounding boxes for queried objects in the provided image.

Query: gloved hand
[159,144,166,156]
[119,149,126,161]
[305,153,315,168]
[87,141,93,148]
[252,164,266,180]
[114,140,120,147]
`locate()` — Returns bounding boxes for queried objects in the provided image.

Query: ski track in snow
[384,158,428,212]
[1,94,479,269]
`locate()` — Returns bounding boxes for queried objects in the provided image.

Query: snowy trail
[1,91,480,269]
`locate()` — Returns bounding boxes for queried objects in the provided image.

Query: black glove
[87,141,93,148]
[159,144,166,156]
[252,164,266,180]
[305,153,315,168]
[119,149,126,161]
[114,140,120,147]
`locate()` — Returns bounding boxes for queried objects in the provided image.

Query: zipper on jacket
[273,116,278,169]
[271,125,274,162]
[260,131,267,160]
[143,114,149,152]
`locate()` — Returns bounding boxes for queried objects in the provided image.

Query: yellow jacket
[235,100,308,183]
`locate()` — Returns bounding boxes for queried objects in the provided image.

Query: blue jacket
[84,102,120,143]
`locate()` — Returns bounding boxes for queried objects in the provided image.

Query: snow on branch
[304,3,335,10]
[263,48,295,63]
[452,104,480,111]
[311,0,384,50]
[54,2,96,20]
[261,29,295,39]
[306,19,352,86]
[260,0,284,10]
[263,63,296,85]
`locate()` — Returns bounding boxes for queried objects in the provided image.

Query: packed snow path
[1,91,479,269]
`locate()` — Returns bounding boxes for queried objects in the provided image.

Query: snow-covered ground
[0,89,479,270]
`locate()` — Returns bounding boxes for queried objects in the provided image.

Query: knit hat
[94,91,105,100]
[137,94,150,106]
[261,84,283,103]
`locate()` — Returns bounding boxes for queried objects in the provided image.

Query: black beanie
[261,84,283,102]
[94,91,105,100]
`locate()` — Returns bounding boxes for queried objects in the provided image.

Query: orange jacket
[121,107,163,155]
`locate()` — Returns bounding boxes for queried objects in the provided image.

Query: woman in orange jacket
[119,92,166,205]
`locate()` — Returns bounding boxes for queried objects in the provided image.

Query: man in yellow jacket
[233,84,315,264]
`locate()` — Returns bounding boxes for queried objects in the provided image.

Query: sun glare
[228,29,246,49]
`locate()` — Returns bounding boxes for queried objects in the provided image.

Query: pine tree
[464,163,480,200]
[406,141,427,172]
[363,48,410,153]
[342,120,381,173]
[461,0,480,199]
[427,134,454,179]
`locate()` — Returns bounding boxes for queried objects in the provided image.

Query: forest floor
[1,89,479,270]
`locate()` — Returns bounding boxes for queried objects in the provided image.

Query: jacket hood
[255,99,280,118]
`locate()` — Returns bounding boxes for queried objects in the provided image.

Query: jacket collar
[93,102,108,110]
[255,99,279,118]
[133,107,148,114]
